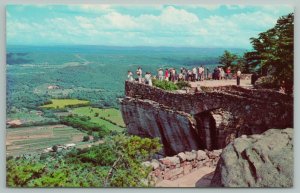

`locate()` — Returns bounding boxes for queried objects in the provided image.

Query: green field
[41,99,90,109]
[72,107,125,127]
[6,124,86,156]
[71,107,125,132]
[7,110,58,127]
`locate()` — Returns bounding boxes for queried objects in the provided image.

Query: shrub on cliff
[176,81,191,89]
[152,79,178,91]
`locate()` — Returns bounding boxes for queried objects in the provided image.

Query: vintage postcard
[6,4,294,187]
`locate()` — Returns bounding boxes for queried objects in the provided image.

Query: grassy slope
[41,99,89,109]
[71,107,125,132]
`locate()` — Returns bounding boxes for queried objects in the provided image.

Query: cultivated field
[72,107,125,127]
[41,99,90,109]
[7,110,58,127]
[6,124,85,156]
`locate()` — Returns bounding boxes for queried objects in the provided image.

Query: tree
[103,134,162,187]
[219,50,238,69]
[82,135,90,142]
[247,13,294,93]
[7,134,162,188]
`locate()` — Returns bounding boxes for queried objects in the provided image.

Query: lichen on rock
[211,128,293,187]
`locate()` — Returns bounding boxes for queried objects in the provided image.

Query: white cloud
[260,5,294,15]
[68,4,113,13]
[103,12,139,29]
[160,6,199,25]
[225,5,246,10]
[75,16,94,29]
[230,11,278,31]
[194,5,221,10]
[7,5,293,48]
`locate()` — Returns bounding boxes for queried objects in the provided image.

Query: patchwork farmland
[6,124,85,156]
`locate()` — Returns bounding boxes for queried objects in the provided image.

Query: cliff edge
[120,81,293,156]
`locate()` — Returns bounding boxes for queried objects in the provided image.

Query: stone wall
[125,81,292,116]
[144,149,221,183]
[121,81,293,154]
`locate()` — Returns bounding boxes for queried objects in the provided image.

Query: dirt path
[155,166,215,187]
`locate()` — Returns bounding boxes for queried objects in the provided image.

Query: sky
[6,4,294,48]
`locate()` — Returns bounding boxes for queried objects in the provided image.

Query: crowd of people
[127,66,242,86]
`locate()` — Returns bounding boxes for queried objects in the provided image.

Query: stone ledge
[145,149,222,183]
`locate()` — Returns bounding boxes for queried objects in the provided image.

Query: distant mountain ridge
[7,45,247,55]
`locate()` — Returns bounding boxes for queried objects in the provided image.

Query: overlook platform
[189,79,253,89]
[120,80,293,156]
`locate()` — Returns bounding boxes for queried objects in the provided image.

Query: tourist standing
[178,72,183,81]
[199,65,204,81]
[136,67,142,83]
[213,67,218,80]
[226,67,231,80]
[148,73,153,86]
[251,72,258,85]
[206,67,210,80]
[136,69,140,82]
[145,72,152,86]
[218,67,222,80]
[171,68,176,82]
[127,71,134,81]
[192,67,197,82]
[183,68,187,81]
[165,68,169,81]
[220,68,225,80]
[158,68,164,81]
[188,70,192,81]
[237,69,241,86]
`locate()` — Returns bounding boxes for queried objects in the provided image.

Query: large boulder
[211,128,293,187]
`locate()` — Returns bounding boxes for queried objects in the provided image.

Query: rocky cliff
[120,81,293,156]
[211,128,293,187]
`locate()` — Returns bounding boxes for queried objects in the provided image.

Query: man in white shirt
[137,67,142,83]
[158,68,163,81]
[199,65,204,81]
[192,67,197,82]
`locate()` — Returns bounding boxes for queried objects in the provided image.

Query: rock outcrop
[211,128,293,187]
[120,81,293,155]
[121,97,199,155]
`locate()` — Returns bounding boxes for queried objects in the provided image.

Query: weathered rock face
[121,97,199,155]
[120,81,293,155]
[211,128,293,187]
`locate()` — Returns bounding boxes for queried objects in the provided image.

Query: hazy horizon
[6,4,293,48]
